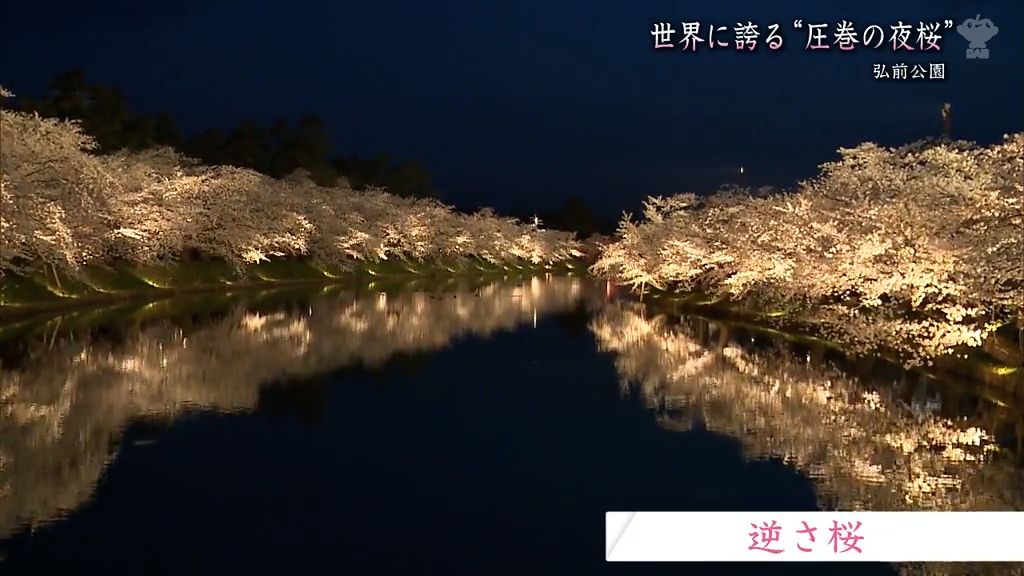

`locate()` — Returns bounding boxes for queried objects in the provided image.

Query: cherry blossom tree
[593,135,1024,364]
[1,92,581,280]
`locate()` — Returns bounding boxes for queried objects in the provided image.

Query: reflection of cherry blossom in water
[0,276,586,538]
[591,302,1024,575]
[589,302,1022,513]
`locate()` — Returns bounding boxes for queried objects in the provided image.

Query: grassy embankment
[0,257,587,320]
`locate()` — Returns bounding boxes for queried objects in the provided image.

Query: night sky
[4,0,1022,218]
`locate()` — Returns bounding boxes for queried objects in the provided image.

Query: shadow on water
[0,276,1017,574]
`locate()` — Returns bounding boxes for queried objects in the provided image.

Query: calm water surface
[0,276,1021,575]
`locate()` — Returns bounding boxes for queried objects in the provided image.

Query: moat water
[0,276,1020,575]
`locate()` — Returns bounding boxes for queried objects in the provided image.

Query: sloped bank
[0,257,588,321]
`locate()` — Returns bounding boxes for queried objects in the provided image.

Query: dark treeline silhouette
[10,69,611,238]
[9,69,438,199]
[514,196,616,238]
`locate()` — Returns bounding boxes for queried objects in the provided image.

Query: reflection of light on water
[0,276,588,538]
[241,311,269,332]
[589,302,1022,517]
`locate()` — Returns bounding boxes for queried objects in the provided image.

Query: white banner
[606,511,1024,562]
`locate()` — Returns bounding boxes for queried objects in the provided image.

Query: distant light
[739,166,745,175]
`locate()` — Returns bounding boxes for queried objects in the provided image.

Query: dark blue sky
[4,0,1022,217]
